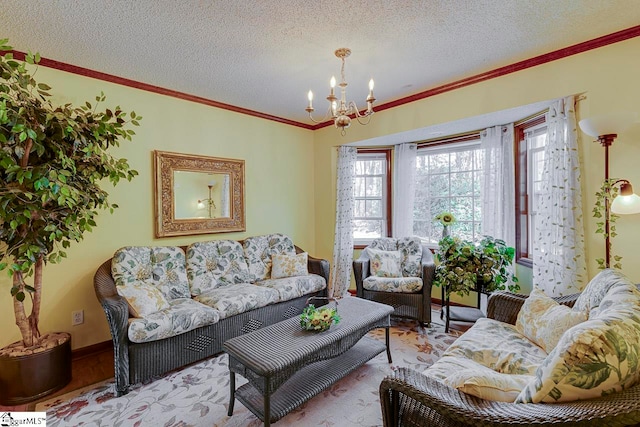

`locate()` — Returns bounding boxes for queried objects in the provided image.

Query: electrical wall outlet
[72,310,84,326]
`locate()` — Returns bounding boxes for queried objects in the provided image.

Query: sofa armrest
[486,291,528,325]
[294,245,330,296]
[94,259,131,395]
[353,259,370,298]
[380,367,640,426]
[487,291,580,325]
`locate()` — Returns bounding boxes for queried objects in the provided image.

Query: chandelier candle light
[306,48,375,135]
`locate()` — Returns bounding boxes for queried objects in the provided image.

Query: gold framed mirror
[154,150,245,237]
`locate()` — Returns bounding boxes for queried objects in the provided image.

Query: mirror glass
[173,171,231,219]
[154,150,245,237]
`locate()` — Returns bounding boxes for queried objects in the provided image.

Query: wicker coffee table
[223,297,394,426]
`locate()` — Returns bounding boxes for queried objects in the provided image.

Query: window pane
[354,177,366,197]
[450,150,472,172]
[366,176,382,197]
[429,153,449,174]
[365,160,383,175]
[414,140,483,244]
[366,199,382,217]
[353,219,382,239]
[450,171,473,196]
[428,173,449,196]
[353,152,389,242]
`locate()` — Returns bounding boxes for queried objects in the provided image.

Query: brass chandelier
[306,48,375,135]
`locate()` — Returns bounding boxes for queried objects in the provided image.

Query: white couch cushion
[112,246,190,301]
[194,283,279,319]
[366,248,402,277]
[516,287,587,352]
[442,359,534,402]
[427,318,548,379]
[516,283,640,403]
[243,233,295,282]
[127,298,220,343]
[573,268,633,314]
[117,282,170,317]
[368,236,423,278]
[186,240,251,295]
[363,276,423,293]
[256,274,326,301]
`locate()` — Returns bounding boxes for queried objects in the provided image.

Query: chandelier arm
[307,105,336,124]
[354,114,373,125]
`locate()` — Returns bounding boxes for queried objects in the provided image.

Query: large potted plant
[434,235,519,297]
[0,39,141,404]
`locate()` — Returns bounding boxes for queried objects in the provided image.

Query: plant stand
[441,286,486,333]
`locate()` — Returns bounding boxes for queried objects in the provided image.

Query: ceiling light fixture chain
[306,48,375,135]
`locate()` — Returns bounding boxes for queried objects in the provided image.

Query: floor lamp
[579,112,640,268]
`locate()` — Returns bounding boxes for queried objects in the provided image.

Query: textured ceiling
[2,1,640,125]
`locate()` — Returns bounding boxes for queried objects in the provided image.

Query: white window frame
[353,151,390,246]
[414,139,484,247]
[519,122,548,263]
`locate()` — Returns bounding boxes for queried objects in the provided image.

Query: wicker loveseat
[380,269,640,426]
[353,237,434,327]
[94,233,329,396]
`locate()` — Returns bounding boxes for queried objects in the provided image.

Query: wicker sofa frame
[353,243,434,327]
[379,291,640,426]
[94,243,329,396]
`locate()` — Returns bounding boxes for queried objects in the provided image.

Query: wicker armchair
[380,291,640,426]
[353,238,434,327]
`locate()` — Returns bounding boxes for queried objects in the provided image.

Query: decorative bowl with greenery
[434,235,519,297]
[300,302,340,332]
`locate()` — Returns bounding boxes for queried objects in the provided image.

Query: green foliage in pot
[434,235,519,297]
[0,39,141,348]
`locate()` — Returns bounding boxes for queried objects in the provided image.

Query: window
[515,116,547,266]
[353,150,391,246]
[413,136,484,245]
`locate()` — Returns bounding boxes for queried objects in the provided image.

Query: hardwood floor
[0,346,114,412]
[1,303,470,412]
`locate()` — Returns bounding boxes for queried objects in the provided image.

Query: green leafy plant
[593,179,622,269]
[300,304,340,332]
[434,235,519,297]
[0,39,141,348]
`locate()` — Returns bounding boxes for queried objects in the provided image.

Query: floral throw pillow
[367,248,402,278]
[516,287,587,352]
[271,252,308,279]
[516,284,640,403]
[117,282,170,317]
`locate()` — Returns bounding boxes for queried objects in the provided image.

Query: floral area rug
[38,318,460,427]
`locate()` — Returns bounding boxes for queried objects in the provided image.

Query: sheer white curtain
[393,143,417,237]
[533,96,587,296]
[481,124,515,247]
[330,146,357,298]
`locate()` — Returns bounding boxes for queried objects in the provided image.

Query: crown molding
[2,50,314,130]
[311,24,640,130]
[3,24,639,131]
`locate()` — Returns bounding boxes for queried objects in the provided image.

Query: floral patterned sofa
[380,269,640,426]
[94,233,329,395]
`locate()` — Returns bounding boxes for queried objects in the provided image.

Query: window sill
[516,258,533,269]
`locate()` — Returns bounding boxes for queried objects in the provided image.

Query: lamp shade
[578,112,638,138]
[611,193,640,215]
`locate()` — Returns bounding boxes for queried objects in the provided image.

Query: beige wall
[313,37,640,305]
[0,66,316,349]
